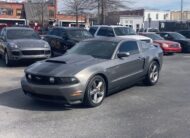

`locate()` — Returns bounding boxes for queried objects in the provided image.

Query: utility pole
[181,0,183,21]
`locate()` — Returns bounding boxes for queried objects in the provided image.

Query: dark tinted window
[7,29,40,40]
[48,28,59,36]
[119,41,139,55]
[114,27,136,36]
[89,27,98,35]
[97,27,115,37]
[67,30,92,38]
[68,41,118,59]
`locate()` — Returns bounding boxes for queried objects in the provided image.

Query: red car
[140,33,182,54]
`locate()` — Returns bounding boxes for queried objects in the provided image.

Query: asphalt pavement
[0,54,190,138]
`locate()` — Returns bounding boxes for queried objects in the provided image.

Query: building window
[0,8,13,15]
[16,9,22,16]
[156,14,159,20]
[125,20,128,24]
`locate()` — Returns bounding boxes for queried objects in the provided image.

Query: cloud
[131,0,190,10]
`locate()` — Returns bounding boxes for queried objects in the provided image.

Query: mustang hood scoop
[26,54,106,76]
[46,60,66,64]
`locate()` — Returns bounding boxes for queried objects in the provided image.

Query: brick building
[0,1,87,28]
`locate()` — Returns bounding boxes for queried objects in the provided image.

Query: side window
[82,30,92,37]
[97,27,115,37]
[139,41,151,51]
[119,41,139,55]
[48,28,60,36]
[89,27,98,36]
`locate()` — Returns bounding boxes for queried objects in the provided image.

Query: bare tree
[63,0,95,27]
[35,0,48,27]
[96,0,131,25]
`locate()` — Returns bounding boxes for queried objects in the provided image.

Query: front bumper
[8,48,51,61]
[162,47,182,53]
[21,77,84,104]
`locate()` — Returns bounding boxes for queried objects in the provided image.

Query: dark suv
[44,27,93,56]
[178,30,190,39]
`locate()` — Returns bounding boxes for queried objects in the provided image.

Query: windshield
[68,41,118,59]
[7,29,40,40]
[68,30,92,38]
[114,27,136,36]
[170,33,186,39]
[146,34,164,40]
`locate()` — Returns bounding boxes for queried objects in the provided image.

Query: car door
[108,41,145,89]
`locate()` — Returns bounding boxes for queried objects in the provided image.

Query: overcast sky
[132,0,190,10]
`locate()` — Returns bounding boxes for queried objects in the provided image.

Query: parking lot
[0,54,190,138]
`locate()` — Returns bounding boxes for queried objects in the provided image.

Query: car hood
[117,35,152,41]
[8,39,47,48]
[154,40,179,44]
[26,54,106,77]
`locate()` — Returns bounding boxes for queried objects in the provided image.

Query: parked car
[140,33,181,54]
[21,38,163,107]
[44,27,93,56]
[157,32,190,53]
[178,30,190,39]
[0,27,51,66]
[89,25,152,43]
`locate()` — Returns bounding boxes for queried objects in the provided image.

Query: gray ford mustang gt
[21,38,163,107]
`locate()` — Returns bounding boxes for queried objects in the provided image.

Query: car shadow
[0,59,39,68]
[0,88,86,111]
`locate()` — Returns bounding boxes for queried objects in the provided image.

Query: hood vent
[46,60,66,64]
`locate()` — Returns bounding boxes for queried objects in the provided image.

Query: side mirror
[117,52,130,58]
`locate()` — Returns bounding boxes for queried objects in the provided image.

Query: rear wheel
[144,61,160,86]
[84,75,106,107]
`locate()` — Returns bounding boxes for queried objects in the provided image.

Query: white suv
[89,25,153,43]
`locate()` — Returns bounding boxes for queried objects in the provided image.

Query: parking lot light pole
[181,0,183,21]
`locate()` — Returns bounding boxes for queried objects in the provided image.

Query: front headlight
[57,77,79,85]
[44,43,50,48]
[162,43,169,48]
[9,42,18,49]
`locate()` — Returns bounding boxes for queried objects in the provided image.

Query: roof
[5,27,33,30]
[52,27,87,30]
[83,37,135,43]
[91,25,130,28]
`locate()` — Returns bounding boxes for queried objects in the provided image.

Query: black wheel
[144,61,160,86]
[4,51,13,66]
[84,75,106,107]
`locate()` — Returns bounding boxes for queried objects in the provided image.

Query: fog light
[49,77,55,84]
[28,74,32,80]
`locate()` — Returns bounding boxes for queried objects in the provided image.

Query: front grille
[170,44,180,48]
[26,74,51,85]
[22,50,50,55]
[26,74,60,85]
[12,51,20,56]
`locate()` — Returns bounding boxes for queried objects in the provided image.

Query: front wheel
[144,61,160,86]
[83,75,106,107]
[4,52,13,66]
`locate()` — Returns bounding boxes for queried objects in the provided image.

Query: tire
[144,61,160,86]
[4,51,13,66]
[83,75,106,107]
